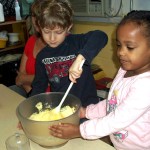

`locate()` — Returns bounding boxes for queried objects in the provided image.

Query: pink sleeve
[80,77,150,140]
[86,99,107,119]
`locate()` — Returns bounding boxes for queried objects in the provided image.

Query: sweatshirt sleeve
[86,99,107,119]
[80,77,150,139]
[30,53,49,96]
[78,30,108,64]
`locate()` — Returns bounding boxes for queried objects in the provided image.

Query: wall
[72,21,120,78]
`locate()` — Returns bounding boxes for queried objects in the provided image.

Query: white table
[0,84,115,150]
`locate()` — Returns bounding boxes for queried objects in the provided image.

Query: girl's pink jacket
[80,68,150,150]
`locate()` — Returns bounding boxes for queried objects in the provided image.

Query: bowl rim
[16,92,81,123]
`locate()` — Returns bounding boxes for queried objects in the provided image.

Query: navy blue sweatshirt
[31,30,108,107]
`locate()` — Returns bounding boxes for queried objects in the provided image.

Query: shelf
[0,20,28,53]
[0,20,26,26]
[0,43,25,52]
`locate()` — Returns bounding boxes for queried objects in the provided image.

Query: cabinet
[0,20,29,86]
[0,20,29,53]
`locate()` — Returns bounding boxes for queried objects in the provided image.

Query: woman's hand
[49,123,81,139]
[69,54,85,83]
[15,71,32,93]
[15,71,24,86]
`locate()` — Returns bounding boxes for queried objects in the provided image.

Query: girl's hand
[49,123,81,139]
[69,54,85,83]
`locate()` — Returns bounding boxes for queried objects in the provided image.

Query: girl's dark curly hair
[118,10,150,42]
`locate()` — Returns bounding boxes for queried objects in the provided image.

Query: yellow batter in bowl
[29,102,75,121]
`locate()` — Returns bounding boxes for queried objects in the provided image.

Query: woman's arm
[15,53,34,92]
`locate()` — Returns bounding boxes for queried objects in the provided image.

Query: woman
[10,0,50,97]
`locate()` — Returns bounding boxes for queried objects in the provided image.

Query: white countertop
[0,84,115,150]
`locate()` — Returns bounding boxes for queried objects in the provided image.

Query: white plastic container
[15,0,22,21]
[0,3,5,22]
[8,33,19,43]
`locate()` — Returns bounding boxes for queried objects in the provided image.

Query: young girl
[50,10,150,149]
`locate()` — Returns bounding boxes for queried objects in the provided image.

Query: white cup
[8,33,19,43]
[5,133,31,150]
